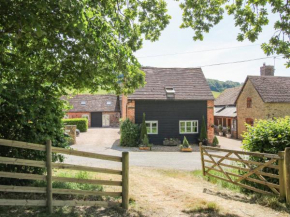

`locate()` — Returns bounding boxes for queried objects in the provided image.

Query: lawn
[212,91,221,98]
[0,167,288,217]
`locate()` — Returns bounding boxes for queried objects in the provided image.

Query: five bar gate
[200,144,290,203]
[0,139,129,213]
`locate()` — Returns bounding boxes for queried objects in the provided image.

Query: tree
[140,113,148,142]
[179,0,290,67]
[199,116,207,141]
[0,0,171,94]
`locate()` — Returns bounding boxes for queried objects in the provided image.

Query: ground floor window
[82,114,89,120]
[245,118,254,126]
[146,121,158,134]
[179,120,198,134]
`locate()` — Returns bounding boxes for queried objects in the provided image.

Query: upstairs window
[146,121,158,134]
[81,101,86,106]
[247,97,252,108]
[245,118,254,126]
[165,87,175,98]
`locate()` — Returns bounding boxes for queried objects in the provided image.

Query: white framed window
[145,121,158,134]
[179,120,198,134]
[82,114,89,120]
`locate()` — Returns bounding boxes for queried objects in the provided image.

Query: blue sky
[134,1,289,83]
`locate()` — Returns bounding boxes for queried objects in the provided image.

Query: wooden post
[122,152,129,210]
[278,151,286,201]
[199,143,205,176]
[284,148,290,205]
[46,140,53,214]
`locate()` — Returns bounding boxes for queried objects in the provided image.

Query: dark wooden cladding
[135,100,207,144]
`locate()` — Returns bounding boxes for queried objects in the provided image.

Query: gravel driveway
[64,128,242,171]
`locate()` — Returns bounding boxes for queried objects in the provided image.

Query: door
[91,112,102,127]
[102,114,110,127]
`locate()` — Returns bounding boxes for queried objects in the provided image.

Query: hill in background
[207,79,242,93]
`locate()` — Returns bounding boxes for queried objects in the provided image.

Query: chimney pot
[260,64,274,76]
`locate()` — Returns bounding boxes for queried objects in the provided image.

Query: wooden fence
[200,145,290,203]
[0,139,129,213]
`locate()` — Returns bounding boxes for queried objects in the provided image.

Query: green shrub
[183,136,190,148]
[0,82,68,185]
[199,116,207,140]
[62,118,88,132]
[212,136,219,146]
[120,119,140,147]
[241,117,290,193]
[140,113,147,142]
[242,116,290,154]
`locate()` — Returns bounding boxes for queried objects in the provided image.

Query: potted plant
[163,138,181,146]
[212,136,220,147]
[139,135,153,150]
[226,127,231,138]
[218,125,223,136]
[198,116,208,145]
[180,136,192,152]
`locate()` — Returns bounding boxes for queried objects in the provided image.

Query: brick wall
[237,80,290,139]
[207,100,214,143]
[103,111,120,127]
[66,112,91,127]
[121,94,128,120]
[127,100,135,123]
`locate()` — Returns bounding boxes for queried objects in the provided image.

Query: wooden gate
[0,139,129,213]
[199,145,288,199]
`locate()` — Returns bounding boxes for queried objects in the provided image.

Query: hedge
[62,118,88,132]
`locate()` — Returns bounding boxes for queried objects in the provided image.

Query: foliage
[180,0,290,67]
[218,125,223,132]
[163,138,181,146]
[140,113,147,142]
[207,79,241,92]
[0,0,171,95]
[226,127,231,134]
[212,136,219,147]
[199,116,207,141]
[242,116,290,154]
[140,135,152,149]
[62,118,88,132]
[0,82,68,185]
[181,136,190,148]
[120,119,140,147]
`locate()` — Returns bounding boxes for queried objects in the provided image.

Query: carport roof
[62,94,120,112]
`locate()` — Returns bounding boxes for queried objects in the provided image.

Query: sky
[134,1,289,83]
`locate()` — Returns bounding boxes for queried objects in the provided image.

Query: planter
[163,139,181,146]
[181,148,192,152]
[139,147,151,151]
[218,132,223,136]
[226,133,231,138]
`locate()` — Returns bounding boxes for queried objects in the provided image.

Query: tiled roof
[214,106,237,117]
[248,76,290,103]
[214,86,242,106]
[62,95,120,112]
[128,67,214,100]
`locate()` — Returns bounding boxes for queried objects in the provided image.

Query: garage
[91,112,102,127]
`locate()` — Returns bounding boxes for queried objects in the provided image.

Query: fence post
[199,143,205,176]
[284,148,290,205]
[278,151,286,200]
[122,152,129,210]
[46,140,53,214]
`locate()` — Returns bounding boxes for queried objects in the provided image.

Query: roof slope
[214,106,237,117]
[247,76,290,103]
[63,95,120,112]
[214,86,242,106]
[128,67,214,100]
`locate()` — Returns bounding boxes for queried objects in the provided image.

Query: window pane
[152,123,157,128]
[146,127,151,133]
[193,126,197,133]
[180,122,185,127]
[180,127,185,133]
[193,121,197,126]
[186,122,191,132]
[152,127,157,133]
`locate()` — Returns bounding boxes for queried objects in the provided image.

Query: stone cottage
[236,64,290,139]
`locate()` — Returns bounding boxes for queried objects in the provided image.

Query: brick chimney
[260,63,274,76]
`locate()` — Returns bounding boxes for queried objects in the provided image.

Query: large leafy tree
[0,1,170,180]
[179,0,290,67]
[0,0,171,94]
